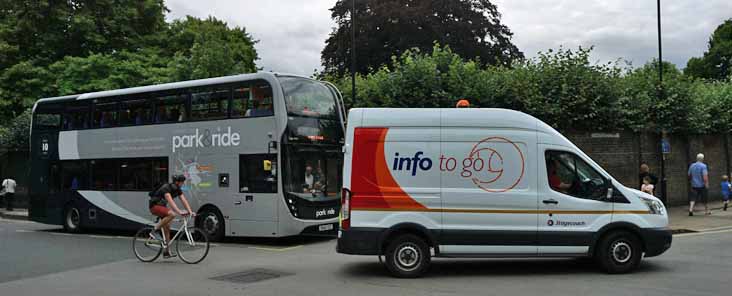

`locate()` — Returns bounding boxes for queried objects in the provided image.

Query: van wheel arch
[590,222,645,256]
[379,223,438,255]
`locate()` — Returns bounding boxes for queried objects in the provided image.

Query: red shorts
[150,205,171,217]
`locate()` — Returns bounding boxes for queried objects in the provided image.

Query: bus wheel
[63,205,82,233]
[198,208,224,242]
[596,231,642,274]
[384,234,431,278]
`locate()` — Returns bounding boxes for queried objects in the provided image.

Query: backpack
[148,183,165,208]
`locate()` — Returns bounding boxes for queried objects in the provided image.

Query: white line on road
[249,245,302,252]
[676,228,732,238]
[15,229,33,233]
[50,232,72,236]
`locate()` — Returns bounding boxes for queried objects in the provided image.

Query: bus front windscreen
[283,145,342,202]
[280,77,339,119]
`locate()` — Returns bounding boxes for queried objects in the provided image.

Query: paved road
[2,218,732,296]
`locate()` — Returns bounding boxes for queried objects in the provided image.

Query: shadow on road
[341,258,669,278]
[36,226,334,247]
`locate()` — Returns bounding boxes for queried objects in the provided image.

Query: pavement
[667,200,732,232]
[0,208,28,221]
[2,216,732,296]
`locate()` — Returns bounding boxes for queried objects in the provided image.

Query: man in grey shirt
[688,153,710,216]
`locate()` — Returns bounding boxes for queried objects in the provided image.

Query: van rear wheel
[596,231,642,274]
[384,234,430,278]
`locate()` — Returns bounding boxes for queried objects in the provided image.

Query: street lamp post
[657,0,668,204]
[351,0,356,107]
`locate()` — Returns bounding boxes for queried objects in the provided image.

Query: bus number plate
[318,224,334,232]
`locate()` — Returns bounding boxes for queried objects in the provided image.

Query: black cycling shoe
[163,250,177,258]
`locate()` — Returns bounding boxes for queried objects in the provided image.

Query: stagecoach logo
[547,219,586,227]
[172,126,241,152]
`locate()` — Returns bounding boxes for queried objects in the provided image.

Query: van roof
[352,108,553,133]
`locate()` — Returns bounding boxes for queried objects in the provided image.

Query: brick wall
[565,132,732,206]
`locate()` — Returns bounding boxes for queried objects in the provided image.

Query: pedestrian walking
[688,153,710,216]
[722,175,731,211]
[1,176,17,211]
[641,176,655,196]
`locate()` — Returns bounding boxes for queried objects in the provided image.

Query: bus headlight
[641,197,666,215]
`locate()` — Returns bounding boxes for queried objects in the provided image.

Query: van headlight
[641,197,666,215]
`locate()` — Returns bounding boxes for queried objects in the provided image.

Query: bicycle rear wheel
[133,227,163,262]
[176,227,210,264]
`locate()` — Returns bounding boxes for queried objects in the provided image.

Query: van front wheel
[596,231,642,274]
[384,234,430,278]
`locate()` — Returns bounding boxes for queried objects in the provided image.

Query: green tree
[0,109,31,151]
[166,16,259,81]
[0,0,167,68]
[620,60,696,133]
[686,19,732,81]
[49,49,173,96]
[322,0,523,75]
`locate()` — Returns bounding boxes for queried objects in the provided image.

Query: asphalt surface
[2,217,732,296]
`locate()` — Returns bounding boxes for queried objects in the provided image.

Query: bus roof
[35,72,311,105]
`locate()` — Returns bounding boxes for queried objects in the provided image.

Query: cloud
[164,0,732,75]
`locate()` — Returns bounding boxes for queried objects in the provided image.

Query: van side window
[545,151,607,200]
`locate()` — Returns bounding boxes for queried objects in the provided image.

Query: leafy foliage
[322,0,523,75]
[328,44,732,133]
[0,2,259,151]
[686,19,732,81]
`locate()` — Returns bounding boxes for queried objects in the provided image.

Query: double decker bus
[29,73,346,240]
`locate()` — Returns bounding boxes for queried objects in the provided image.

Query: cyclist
[149,175,194,258]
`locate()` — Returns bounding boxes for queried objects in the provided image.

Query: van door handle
[234,201,242,205]
[542,199,559,205]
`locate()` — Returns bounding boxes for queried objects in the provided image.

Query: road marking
[675,228,732,237]
[89,235,117,239]
[15,229,34,233]
[50,232,72,236]
[249,245,302,252]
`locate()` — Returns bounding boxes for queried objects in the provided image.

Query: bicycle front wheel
[133,227,163,262]
[176,227,210,264]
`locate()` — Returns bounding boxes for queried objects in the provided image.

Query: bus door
[29,131,57,222]
[232,154,278,226]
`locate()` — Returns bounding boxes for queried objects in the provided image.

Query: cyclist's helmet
[172,175,186,183]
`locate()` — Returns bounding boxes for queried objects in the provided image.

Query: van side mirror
[605,187,613,200]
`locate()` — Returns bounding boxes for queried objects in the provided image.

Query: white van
[337,108,671,278]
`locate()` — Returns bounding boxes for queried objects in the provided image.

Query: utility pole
[351,0,357,107]
[657,0,668,204]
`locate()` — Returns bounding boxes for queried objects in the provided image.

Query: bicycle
[132,212,210,264]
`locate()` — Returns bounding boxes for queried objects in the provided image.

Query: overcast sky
[166,0,732,76]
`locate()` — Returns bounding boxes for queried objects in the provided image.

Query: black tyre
[596,231,642,274]
[132,227,163,262]
[176,227,210,264]
[197,208,224,242]
[63,205,82,233]
[384,234,431,278]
